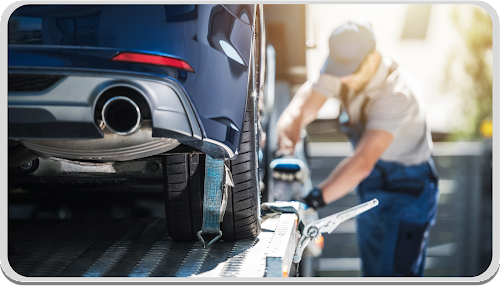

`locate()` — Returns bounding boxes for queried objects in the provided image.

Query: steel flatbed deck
[8,205,300,278]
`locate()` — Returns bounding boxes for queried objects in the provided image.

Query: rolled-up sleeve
[311,73,342,98]
[365,92,414,137]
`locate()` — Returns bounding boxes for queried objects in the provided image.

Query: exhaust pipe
[102,96,142,135]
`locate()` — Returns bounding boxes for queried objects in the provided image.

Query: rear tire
[221,95,261,241]
[163,154,204,242]
[164,6,263,242]
[163,95,261,242]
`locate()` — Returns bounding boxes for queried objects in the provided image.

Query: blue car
[8,4,273,242]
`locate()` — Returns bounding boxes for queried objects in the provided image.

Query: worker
[276,20,440,277]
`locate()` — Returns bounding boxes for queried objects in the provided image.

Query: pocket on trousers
[394,222,428,276]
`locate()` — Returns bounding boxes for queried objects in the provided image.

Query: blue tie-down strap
[197,155,225,248]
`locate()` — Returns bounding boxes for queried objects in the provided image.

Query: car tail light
[110,52,194,72]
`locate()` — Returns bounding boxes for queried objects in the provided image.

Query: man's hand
[276,83,327,155]
[276,113,301,155]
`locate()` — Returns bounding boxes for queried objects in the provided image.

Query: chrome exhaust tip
[101,96,142,135]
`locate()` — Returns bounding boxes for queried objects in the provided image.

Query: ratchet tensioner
[262,198,379,264]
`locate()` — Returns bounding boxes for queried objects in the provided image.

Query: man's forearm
[279,84,309,128]
[289,83,326,127]
[318,154,373,204]
[318,129,394,204]
[277,83,327,153]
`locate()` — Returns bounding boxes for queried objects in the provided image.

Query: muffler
[102,96,142,135]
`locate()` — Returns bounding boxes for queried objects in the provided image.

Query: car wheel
[163,153,204,242]
[163,93,262,242]
[164,6,263,242]
[221,93,261,241]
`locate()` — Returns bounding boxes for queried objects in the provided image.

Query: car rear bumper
[8,68,202,139]
[9,68,238,160]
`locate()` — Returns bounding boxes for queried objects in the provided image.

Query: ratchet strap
[197,155,234,248]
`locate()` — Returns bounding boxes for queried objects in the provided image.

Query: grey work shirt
[311,56,433,166]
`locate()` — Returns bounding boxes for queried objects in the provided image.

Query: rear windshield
[9,5,197,47]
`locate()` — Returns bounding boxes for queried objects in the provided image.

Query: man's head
[323,20,381,91]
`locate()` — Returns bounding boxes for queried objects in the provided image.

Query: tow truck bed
[8,210,299,277]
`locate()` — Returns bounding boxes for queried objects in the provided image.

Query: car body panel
[9,4,256,159]
[9,69,201,140]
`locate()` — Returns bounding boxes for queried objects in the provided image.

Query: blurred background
[264,3,493,277]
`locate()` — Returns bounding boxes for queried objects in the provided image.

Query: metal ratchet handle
[335,199,379,224]
[293,198,379,264]
[315,198,379,235]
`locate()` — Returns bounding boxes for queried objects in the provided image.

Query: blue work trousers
[340,116,440,276]
[355,159,440,276]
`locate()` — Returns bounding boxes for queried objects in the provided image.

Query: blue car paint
[8,4,256,159]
